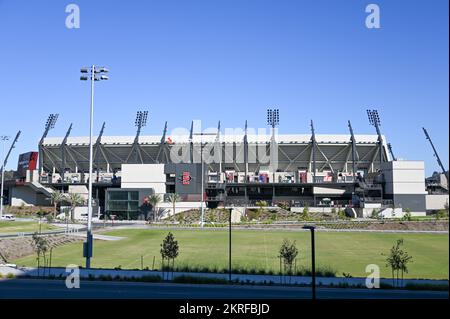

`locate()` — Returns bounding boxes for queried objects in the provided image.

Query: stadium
[2,109,436,221]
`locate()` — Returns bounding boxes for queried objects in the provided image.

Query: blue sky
[0,0,448,174]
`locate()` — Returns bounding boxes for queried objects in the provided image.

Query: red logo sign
[182,172,191,185]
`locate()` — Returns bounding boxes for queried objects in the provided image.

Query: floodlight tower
[135,110,148,134]
[267,109,280,183]
[80,65,109,269]
[367,109,384,169]
[129,110,149,163]
[38,114,59,176]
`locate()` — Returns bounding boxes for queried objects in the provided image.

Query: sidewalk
[1,266,448,288]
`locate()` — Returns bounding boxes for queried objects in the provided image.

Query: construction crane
[387,143,397,161]
[423,127,448,192]
[1,131,21,218]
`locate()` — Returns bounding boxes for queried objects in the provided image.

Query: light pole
[267,109,279,184]
[0,136,10,218]
[228,208,232,283]
[303,225,316,300]
[80,65,109,268]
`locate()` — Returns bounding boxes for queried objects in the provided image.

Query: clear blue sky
[0,0,448,174]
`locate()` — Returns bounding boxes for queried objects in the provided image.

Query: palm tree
[255,200,268,213]
[148,194,162,222]
[49,190,64,219]
[66,192,84,222]
[166,193,181,218]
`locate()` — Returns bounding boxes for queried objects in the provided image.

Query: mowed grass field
[13,229,449,279]
[0,221,56,234]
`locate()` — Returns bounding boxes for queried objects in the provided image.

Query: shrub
[371,209,380,219]
[99,275,112,281]
[405,282,449,291]
[140,275,163,282]
[173,275,228,285]
[402,209,412,221]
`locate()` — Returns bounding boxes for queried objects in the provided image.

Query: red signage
[182,172,191,185]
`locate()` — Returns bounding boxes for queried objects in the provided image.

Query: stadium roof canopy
[40,132,390,175]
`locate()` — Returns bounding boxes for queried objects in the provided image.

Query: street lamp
[0,136,10,218]
[228,208,232,283]
[303,225,316,300]
[80,65,109,268]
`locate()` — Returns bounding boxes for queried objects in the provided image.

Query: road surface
[0,279,447,299]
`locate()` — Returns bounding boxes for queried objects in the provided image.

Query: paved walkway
[1,266,447,288]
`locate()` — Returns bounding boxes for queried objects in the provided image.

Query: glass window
[109,191,128,201]
[129,191,139,201]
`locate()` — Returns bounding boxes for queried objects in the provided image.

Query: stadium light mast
[267,109,279,183]
[0,131,20,219]
[80,65,109,269]
[39,113,59,176]
[367,109,384,169]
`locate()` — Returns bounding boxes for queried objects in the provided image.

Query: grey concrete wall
[426,194,449,211]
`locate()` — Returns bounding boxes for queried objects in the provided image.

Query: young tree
[402,208,412,221]
[49,190,65,219]
[436,209,447,221]
[301,204,309,220]
[278,239,299,275]
[32,232,49,275]
[148,194,162,222]
[66,192,84,222]
[384,239,413,287]
[255,200,268,214]
[166,193,181,218]
[160,232,180,276]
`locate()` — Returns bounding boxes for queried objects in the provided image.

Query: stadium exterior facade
[4,119,429,219]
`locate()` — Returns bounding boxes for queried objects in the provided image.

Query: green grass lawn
[0,221,56,233]
[13,229,449,279]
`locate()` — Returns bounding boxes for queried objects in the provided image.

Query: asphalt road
[0,279,448,299]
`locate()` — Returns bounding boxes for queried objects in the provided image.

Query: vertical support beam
[244,120,248,181]
[189,121,194,164]
[94,122,106,174]
[216,121,222,177]
[156,121,168,163]
[60,123,73,183]
[310,120,316,183]
[348,121,357,181]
